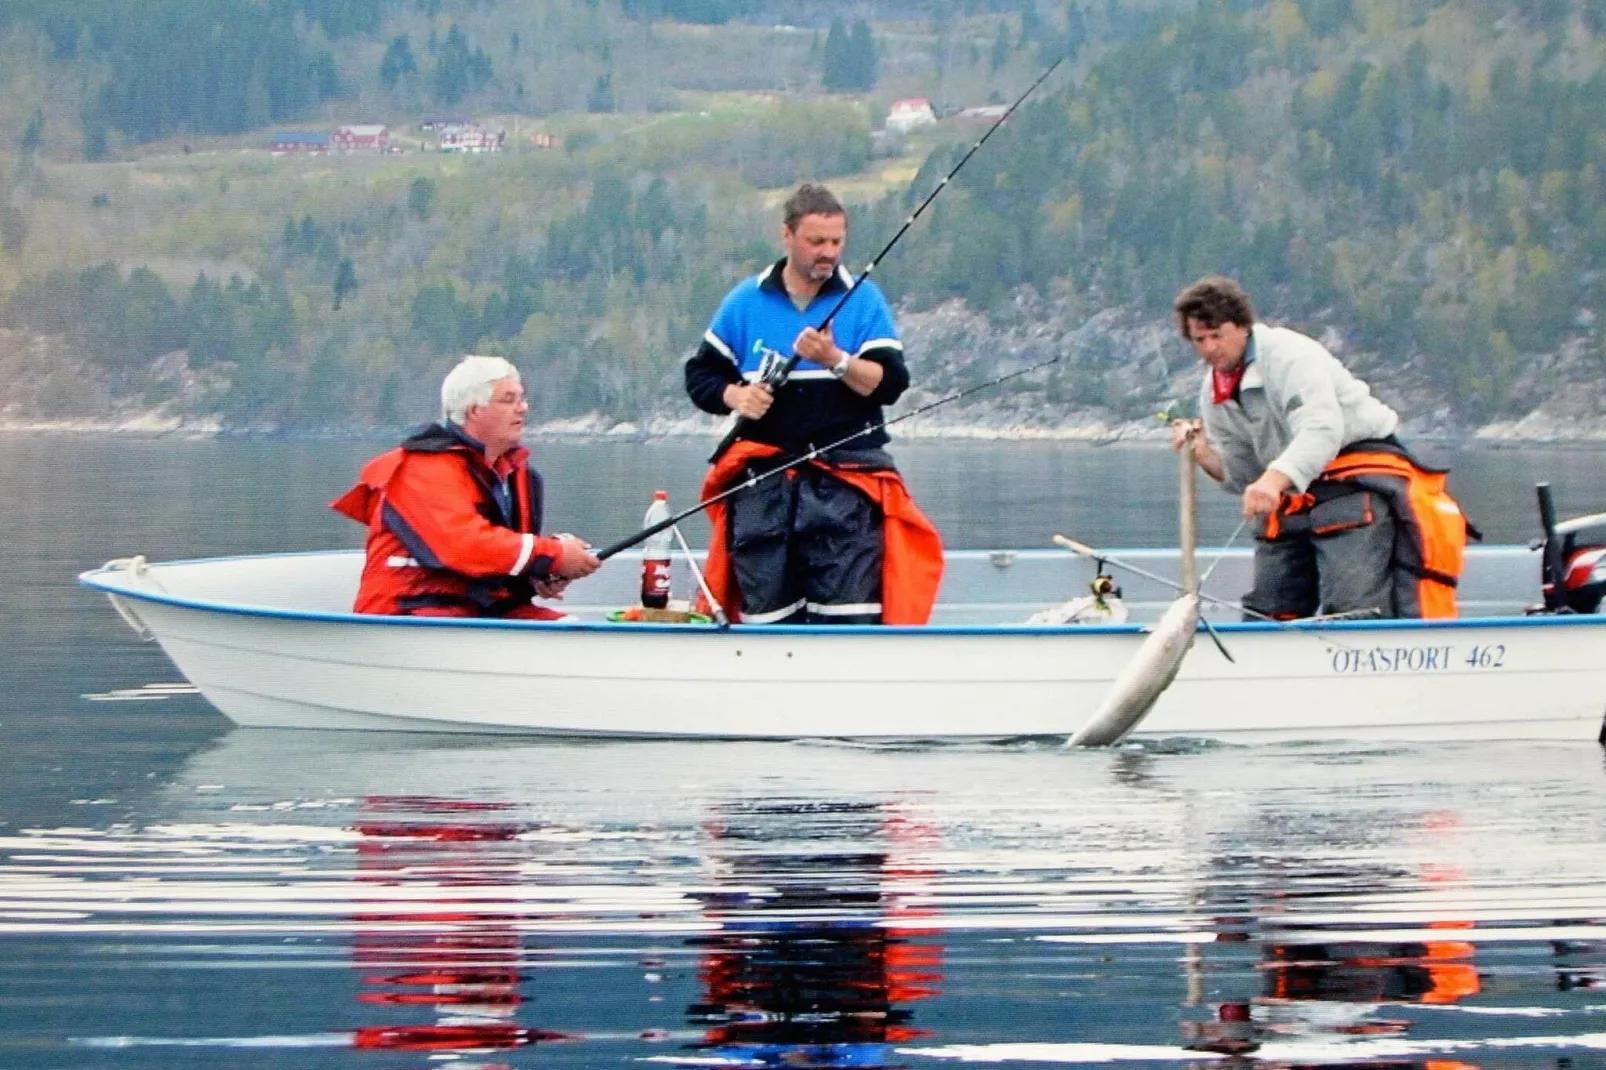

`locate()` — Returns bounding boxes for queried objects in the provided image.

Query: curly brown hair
[1173,276,1257,337]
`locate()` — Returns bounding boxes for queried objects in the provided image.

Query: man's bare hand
[1170,418,1205,455]
[534,576,570,600]
[1170,417,1228,483]
[1241,471,1294,518]
[793,325,839,367]
[723,382,773,420]
[553,534,601,579]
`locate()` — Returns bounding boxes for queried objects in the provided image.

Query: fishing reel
[1090,561,1122,603]
[754,349,795,389]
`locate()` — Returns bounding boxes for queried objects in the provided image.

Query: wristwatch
[828,354,850,379]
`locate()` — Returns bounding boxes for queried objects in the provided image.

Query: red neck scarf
[1211,361,1248,405]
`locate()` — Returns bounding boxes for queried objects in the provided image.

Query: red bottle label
[641,558,671,608]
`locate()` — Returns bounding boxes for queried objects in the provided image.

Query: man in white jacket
[1169,276,1449,620]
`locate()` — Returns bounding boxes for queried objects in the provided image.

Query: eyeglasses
[488,392,527,407]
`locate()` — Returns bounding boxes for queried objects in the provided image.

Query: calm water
[4,435,1606,1068]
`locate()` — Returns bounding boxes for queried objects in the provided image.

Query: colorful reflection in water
[1,735,1604,1068]
[678,800,943,1068]
[350,796,571,1062]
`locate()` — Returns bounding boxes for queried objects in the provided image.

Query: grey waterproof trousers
[727,462,883,625]
[1244,484,1398,620]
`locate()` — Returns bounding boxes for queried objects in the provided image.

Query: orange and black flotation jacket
[1263,440,1470,619]
[698,440,945,624]
[331,423,566,616]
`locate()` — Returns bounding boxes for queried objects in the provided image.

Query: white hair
[440,355,521,424]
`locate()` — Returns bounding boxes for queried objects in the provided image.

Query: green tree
[332,258,358,310]
[848,19,877,90]
[823,18,876,91]
[380,35,417,89]
[19,109,43,154]
[80,99,109,161]
[822,18,851,90]
[407,176,436,221]
[587,72,616,112]
[411,282,478,351]
[432,24,491,105]
[990,21,1012,72]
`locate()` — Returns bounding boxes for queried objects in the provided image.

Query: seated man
[332,355,599,618]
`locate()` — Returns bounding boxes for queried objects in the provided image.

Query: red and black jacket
[332,423,564,616]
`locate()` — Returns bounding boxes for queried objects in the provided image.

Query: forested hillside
[0,0,1600,435]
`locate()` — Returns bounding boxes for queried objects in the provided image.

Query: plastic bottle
[640,490,672,609]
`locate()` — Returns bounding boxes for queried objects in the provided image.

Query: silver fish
[1068,427,1202,747]
[1067,591,1199,747]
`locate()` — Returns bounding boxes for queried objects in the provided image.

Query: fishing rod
[595,353,1063,560]
[710,57,1065,458]
[774,56,1063,382]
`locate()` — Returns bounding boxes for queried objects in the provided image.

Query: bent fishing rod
[711,57,1065,458]
[595,353,1063,560]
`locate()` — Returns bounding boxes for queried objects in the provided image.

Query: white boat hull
[81,549,1606,743]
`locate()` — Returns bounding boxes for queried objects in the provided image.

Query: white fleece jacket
[1197,323,1399,494]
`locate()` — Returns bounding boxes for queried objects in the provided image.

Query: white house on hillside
[885,98,937,134]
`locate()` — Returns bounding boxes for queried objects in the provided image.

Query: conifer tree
[822,18,851,91]
[19,110,44,154]
[380,36,417,89]
[333,258,358,310]
[849,20,877,90]
[587,72,616,112]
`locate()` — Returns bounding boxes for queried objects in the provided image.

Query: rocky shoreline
[7,408,1606,448]
[5,299,1605,445]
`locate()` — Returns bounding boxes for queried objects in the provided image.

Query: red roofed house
[885,98,937,134]
[332,125,391,152]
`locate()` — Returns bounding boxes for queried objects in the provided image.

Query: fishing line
[671,522,728,628]
[1199,515,1251,586]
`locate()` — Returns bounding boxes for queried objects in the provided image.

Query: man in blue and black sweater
[684,183,939,626]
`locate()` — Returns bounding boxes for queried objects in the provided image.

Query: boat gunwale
[77,549,1604,638]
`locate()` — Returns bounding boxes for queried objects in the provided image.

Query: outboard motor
[1533,483,1606,614]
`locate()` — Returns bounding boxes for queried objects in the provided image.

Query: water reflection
[1180,844,1530,1068]
[1186,929,1482,1063]
[4,732,1606,1065]
[677,800,942,1068]
[350,796,569,1062]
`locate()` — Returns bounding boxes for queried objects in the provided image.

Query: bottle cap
[654,490,668,500]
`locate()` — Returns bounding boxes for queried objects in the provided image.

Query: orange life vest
[332,425,565,616]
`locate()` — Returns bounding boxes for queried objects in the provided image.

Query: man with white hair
[333,355,600,618]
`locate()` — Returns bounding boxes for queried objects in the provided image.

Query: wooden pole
[1179,429,1199,595]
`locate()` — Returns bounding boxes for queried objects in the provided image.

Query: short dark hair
[1174,276,1257,337]
[782,183,846,230]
